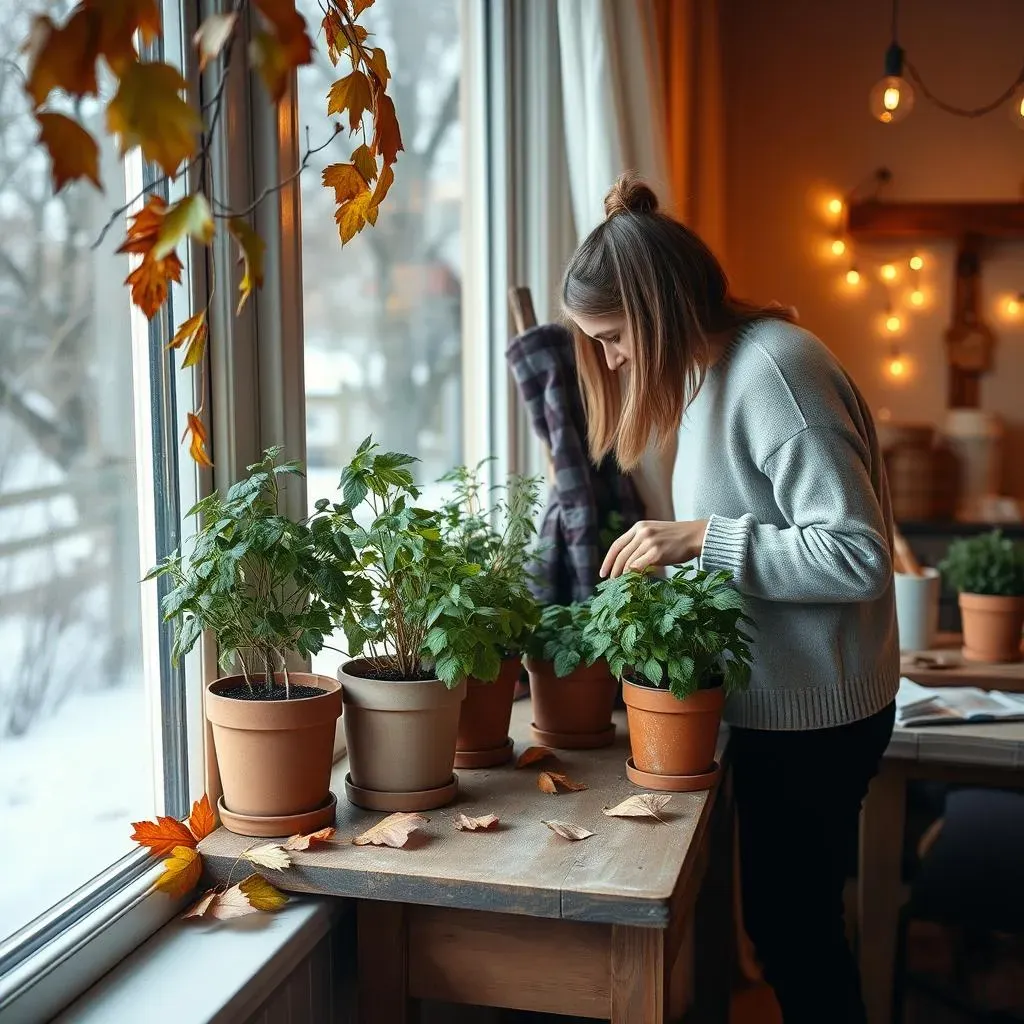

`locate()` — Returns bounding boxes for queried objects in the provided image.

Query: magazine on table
[896,677,1024,728]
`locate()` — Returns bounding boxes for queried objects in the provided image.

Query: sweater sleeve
[699,424,892,603]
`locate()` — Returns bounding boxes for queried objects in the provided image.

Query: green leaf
[643,657,663,685]
[553,648,580,678]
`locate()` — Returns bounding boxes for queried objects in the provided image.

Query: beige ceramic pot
[525,657,619,749]
[339,659,466,811]
[959,593,1024,663]
[206,672,342,837]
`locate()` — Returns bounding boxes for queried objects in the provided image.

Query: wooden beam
[847,200,1024,240]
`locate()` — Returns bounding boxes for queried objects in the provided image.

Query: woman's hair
[562,172,795,471]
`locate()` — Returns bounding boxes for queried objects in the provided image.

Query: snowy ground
[0,683,153,941]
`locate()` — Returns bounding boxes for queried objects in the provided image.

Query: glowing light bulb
[910,290,925,307]
[1008,296,1022,317]
[886,314,902,333]
[870,44,915,124]
[827,198,844,216]
[846,268,861,286]
[881,264,897,281]
[909,255,924,271]
[831,239,847,256]
[887,355,907,378]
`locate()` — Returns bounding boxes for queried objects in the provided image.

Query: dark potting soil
[218,683,326,702]
[343,662,437,682]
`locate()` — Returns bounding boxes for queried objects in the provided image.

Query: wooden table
[900,632,1024,692]
[859,713,1024,1024]
[199,700,734,1023]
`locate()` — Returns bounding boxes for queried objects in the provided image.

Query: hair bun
[604,173,659,218]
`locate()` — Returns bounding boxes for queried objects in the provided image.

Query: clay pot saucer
[454,737,514,769]
[625,757,721,793]
[531,722,616,750]
[344,773,459,812]
[218,792,338,838]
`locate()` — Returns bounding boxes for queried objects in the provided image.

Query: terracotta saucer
[217,792,337,838]
[624,757,722,793]
[530,722,616,750]
[344,773,459,812]
[454,737,514,769]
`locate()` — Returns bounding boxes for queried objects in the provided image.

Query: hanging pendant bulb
[1011,84,1024,129]
[871,43,915,123]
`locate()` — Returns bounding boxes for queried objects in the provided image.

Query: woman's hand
[600,520,709,579]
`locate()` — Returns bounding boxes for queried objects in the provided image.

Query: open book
[897,677,1024,728]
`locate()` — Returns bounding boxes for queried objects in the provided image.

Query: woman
[564,174,899,1024]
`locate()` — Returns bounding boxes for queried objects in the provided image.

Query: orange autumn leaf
[228,217,266,314]
[37,112,101,192]
[371,93,403,166]
[366,47,390,84]
[118,197,183,319]
[537,771,588,795]
[321,10,345,66]
[193,11,238,72]
[107,61,201,177]
[168,311,208,369]
[350,0,375,17]
[154,193,214,260]
[154,845,202,898]
[91,0,162,73]
[184,413,213,469]
[187,793,216,843]
[283,827,336,851]
[23,10,99,107]
[250,0,313,102]
[131,815,197,858]
[351,143,377,184]
[515,746,555,769]
[327,69,372,133]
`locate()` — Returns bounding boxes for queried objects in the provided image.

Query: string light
[909,255,924,271]
[846,267,862,286]
[880,263,897,281]
[1008,293,1023,317]
[910,289,925,307]
[831,238,847,257]
[886,350,908,379]
[886,312,902,333]
[828,197,844,216]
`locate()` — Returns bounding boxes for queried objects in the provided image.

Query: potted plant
[523,602,619,748]
[586,567,753,792]
[939,530,1024,663]
[439,464,542,767]
[147,448,354,837]
[323,438,507,811]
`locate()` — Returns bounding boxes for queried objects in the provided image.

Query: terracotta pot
[959,593,1024,664]
[525,657,618,748]
[339,659,466,811]
[206,673,342,836]
[455,657,521,768]
[622,680,723,779]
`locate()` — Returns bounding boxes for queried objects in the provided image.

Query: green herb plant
[585,567,754,700]
[320,438,508,688]
[439,461,543,656]
[146,447,356,697]
[939,530,1024,597]
[525,602,595,679]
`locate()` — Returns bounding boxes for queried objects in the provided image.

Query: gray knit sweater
[672,319,900,731]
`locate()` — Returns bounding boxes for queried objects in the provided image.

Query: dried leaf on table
[283,827,336,851]
[243,843,292,871]
[602,794,672,821]
[131,815,197,857]
[537,771,587,795]
[183,873,289,920]
[542,820,594,841]
[453,813,499,832]
[154,845,202,898]
[353,812,428,848]
[515,745,556,769]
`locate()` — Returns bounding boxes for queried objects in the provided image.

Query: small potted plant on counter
[147,448,354,837]
[324,438,505,811]
[586,567,753,792]
[523,602,619,749]
[440,464,542,768]
[940,530,1024,663]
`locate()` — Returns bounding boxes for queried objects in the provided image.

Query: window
[0,0,190,960]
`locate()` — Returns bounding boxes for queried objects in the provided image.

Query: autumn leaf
[537,771,588,795]
[154,193,214,260]
[350,0,375,17]
[367,162,394,221]
[323,162,367,205]
[241,872,290,911]
[321,10,345,66]
[542,820,594,841]
[131,815,197,857]
[37,113,100,192]
[243,843,292,871]
[23,11,99,107]
[188,793,216,842]
[183,889,218,919]
[194,12,237,72]
[184,874,289,920]
[168,311,208,369]
[228,217,266,314]
[184,412,213,469]
[107,61,202,177]
[515,745,556,769]
[327,70,372,133]
[366,47,390,84]
[353,812,428,848]
[351,143,377,184]
[118,197,184,319]
[283,827,336,851]
[93,0,162,72]
[250,0,314,102]
[453,813,499,832]
[372,93,403,166]
[155,845,202,897]
[602,794,672,822]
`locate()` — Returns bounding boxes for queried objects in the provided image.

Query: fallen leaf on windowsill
[243,843,292,871]
[537,771,587,794]
[515,745,555,768]
[542,820,594,841]
[155,846,202,898]
[183,873,289,920]
[283,827,336,851]
[353,812,428,848]
[453,813,499,832]
[602,794,672,821]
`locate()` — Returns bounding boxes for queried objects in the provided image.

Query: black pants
[731,701,896,1024]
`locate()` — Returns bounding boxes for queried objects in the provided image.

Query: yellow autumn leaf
[228,217,266,314]
[240,873,289,911]
[336,189,374,244]
[183,412,213,468]
[193,12,237,72]
[351,143,377,184]
[366,47,390,84]
[167,311,208,369]
[154,845,202,898]
[106,61,202,177]
[154,193,213,260]
[323,162,368,205]
[36,112,101,192]
[327,69,372,133]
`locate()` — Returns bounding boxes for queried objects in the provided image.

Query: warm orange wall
[721,0,1024,496]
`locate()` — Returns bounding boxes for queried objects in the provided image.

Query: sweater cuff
[699,514,750,584]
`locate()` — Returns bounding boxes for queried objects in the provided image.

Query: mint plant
[585,568,754,700]
[939,530,1024,597]
[319,438,509,688]
[146,447,356,697]
[525,602,596,678]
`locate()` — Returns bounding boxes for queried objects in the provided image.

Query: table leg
[358,900,413,1024]
[859,763,907,1024]
[611,925,667,1023]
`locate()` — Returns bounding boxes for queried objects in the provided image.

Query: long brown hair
[562,173,795,471]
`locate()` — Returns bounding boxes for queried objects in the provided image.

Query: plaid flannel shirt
[506,323,645,606]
